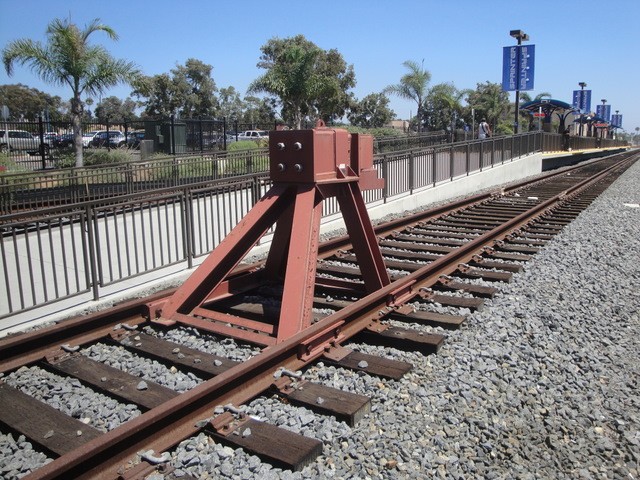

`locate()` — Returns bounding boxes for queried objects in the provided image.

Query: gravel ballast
[168,158,640,479]
[1,157,638,479]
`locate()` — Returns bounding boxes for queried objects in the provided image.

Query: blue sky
[1,0,639,133]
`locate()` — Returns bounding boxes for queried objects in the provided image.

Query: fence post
[85,204,101,301]
[182,188,194,269]
[408,151,414,194]
[37,115,47,169]
[382,155,389,202]
[125,163,134,195]
[106,121,111,152]
[491,138,495,167]
[432,149,437,187]
[247,150,253,174]
[466,142,470,175]
[170,114,176,156]
[449,146,454,181]
[252,174,262,206]
[198,116,204,153]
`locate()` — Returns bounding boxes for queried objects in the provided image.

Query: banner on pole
[572,90,592,113]
[502,45,535,91]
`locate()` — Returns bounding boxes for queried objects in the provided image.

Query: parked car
[236,130,269,142]
[82,131,99,148]
[43,132,58,146]
[0,129,49,154]
[126,131,146,149]
[53,133,75,148]
[91,131,126,148]
[225,132,238,144]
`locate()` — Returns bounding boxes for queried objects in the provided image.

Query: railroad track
[0,149,637,479]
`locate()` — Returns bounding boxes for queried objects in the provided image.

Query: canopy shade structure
[520,99,578,133]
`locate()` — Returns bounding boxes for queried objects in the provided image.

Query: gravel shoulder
[169,158,639,479]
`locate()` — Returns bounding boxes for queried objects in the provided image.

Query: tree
[132,73,175,118]
[465,82,511,134]
[0,84,64,121]
[172,59,219,118]
[249,35,355,129]
[384,60,431,130]
[348,93,395,128]
[133,59,219,119]
[313,48,356,124]
[2,18,139,167]
[241,95,277,127]
[218,86,244,121]
[422,83,464,132]
[94,96,138,123]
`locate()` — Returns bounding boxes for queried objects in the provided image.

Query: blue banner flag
[596,104,611,122]
[502,45,535,91]
[611,114,622,128]
[572,90,592,113]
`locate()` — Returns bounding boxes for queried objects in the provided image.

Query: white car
[0,129,49,154]
[236,130,269,141]
[82,131,99,148]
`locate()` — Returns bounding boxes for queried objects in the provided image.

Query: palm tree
[423,83,465,132]
[520,92,552,103]
[3,18,139,167]
[384,60,431,130]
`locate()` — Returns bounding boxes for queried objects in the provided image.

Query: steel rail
[24,152,637,480]
[317,151,633,257]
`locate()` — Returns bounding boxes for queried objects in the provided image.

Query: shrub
[84,149,135,166]
[0,153,29,174]
[227,140,260,151]
[54,149,136,169]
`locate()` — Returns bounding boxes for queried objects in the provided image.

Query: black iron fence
[0,116,278,170]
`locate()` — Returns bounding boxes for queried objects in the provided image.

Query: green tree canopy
[248,35,355,129]
[217,87,277,128]
[240,95,277,127]
[133,58,218,119]
[94,96,138,123]
[2,18,139,166]
[0,84,64,121]
[348,92,395,128]
[218,86,244,121]
[465,81,511,134]
[422,83,464,131]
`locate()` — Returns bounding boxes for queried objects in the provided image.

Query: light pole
[510,29,529,134]
[471,108,475,140]
[600,99,607,140]
[612,110,620,139]
[578,82,587,136]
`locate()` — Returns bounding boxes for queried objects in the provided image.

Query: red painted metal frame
[152,124,390,344]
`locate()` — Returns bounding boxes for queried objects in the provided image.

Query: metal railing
[0,131,629,319]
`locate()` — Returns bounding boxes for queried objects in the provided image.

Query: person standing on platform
[478,119,491,139]
[563,127,571,151]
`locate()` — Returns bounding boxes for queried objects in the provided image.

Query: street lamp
[578,82,587,136]
[510,30,529,134]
